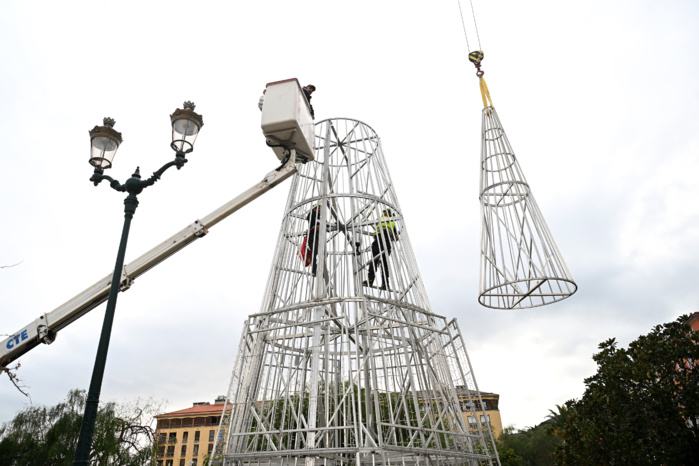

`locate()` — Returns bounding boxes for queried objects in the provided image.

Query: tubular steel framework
[214,119,499,466]
[478,106,577,309]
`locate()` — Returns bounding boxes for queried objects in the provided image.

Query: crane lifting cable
[456,1,577,309]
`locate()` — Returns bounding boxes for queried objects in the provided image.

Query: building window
[157,461,163,466]
[208,443,214,454]
[157,446,165,457]
[193,444,199,456]
[181,445,187,456]
[209,430,215,442]
[480,414,491,425]
[467,415,477,429]
[180,460,185,466]
[168,432,177,443]
[191,460,198,466]
[167,446,175,457]
[166,461,173,466]
[194,431,200,443]
[158,433,167,444]
[182,431,188,443]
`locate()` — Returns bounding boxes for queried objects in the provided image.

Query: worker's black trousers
[368,234,392,286]
[307,227,320,275]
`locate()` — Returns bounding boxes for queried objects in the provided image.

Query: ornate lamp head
[89,117,123,169]
[170,101,203,154]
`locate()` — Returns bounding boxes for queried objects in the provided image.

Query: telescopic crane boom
[1,78,314,368]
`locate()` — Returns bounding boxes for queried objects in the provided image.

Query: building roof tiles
[156,403,231,419]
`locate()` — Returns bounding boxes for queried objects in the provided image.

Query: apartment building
[154,396,230,466]
[455,387,503,439]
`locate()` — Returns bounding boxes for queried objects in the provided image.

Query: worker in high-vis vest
[363,208,399,290]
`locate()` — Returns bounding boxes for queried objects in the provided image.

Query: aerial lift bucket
[260,78,315,163]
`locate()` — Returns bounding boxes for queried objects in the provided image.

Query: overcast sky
[1,0,698,432]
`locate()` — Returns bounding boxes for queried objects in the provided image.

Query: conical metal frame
[214,119,500,466]
[478,106,577,309]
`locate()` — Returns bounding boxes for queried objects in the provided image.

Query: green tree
[497,447,523,466]
[556,315,699,465]
[0,388,163,465]
[544,403,571,444]
[495,424,559,466]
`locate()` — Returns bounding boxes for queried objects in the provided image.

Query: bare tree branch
[1,260,23,269]
[3,362,30,397]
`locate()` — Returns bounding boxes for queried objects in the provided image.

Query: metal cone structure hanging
[214,118,500,466]
[476,76,577,309]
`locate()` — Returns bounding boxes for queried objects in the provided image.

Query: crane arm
[1,158,298,368]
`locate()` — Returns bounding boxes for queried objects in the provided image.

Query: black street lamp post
[72,102,203,465]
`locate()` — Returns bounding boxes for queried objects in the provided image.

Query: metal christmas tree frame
[478,99,577,309]
[214,118,500,466]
